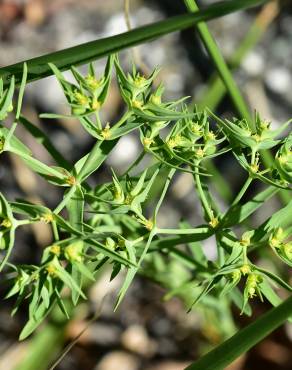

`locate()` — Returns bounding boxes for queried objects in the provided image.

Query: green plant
[0,0,291,369]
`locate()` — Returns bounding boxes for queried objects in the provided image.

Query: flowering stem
[132,233,150,245]
[243,245,248,265]
[16,219,36,226]
[157,226,210,235]
[95,112,102,130]
[231,177,253,207]
[54,185,77,214]
[216,235,225,267]
[52,221,60,241]
[4,122,18,150]
[113,110,132,129]
[76,140,103,181]
[251,148,256,165]
[122,150,145,176]
[194,165,213,221]
[153,168,176,224]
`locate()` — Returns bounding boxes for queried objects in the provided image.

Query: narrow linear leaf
[19,116,71,170]
[0,76,15,117]
[76,139,118,182]
[19,301,52,340]
[67,185,84,232]
[16,63,28,119]
[222,186,278,228]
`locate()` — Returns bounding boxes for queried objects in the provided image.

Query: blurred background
[0,0,291,369]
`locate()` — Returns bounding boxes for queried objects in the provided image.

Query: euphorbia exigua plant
[0,0,291,369]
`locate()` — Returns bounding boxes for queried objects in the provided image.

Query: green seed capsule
[71,106,87,116]
[281,242,292,261]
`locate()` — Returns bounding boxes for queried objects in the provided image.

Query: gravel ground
[0,1,291,369]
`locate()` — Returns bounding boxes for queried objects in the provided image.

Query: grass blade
[197,2,279,111]
[185,296,292,370]
[0,0,269,87]
[184,0,252,125]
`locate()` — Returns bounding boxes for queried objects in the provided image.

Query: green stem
[54,185,77,214]
[243,245,248,265]
[137,229,157,267]
[95,112,102,130]
[197,2,279,111]
[4,121,18,149]
[132,233,150,245]
[153,168,176,223]
[194,165,213,221]
[76,140,103,181]
[231,177,253,207]
[122,149,145,176]
[52,221,60,241]
[15,219,36,226]
[0,0,270,88]
[251,148,256,164]
[216,234,225,267]
[205,160,233,202]
[157,226,210,235]
[113,110,132,129]
[184,0,252,127]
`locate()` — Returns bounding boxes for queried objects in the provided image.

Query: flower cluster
[0,55,291,340]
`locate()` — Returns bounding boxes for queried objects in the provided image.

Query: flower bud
[105,237,116,250]
[71,106,87,116]
[281,242,292,261]
[245,273,262,298]
[85,75,104,91]
[7,103,13,113]
[50,244,61,257]
[131,100,143,110]
[74,91,89,106]
[269,227,284,248]
[64,241,83,263]
[0,218,12,228]
[231,269,241,282]
[240,231,253,247]
[190,122,202,136]
[0,137,5,153]
[150,94,161,105]
[275,138,292,183]
[101,123,111,140]
[240,264,251,275]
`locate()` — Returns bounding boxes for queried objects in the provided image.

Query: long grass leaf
[0,0,269,87]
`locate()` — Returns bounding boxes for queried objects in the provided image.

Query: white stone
[107,135,140,167]
[95,351,139,370]
[102,13,129,37]
[265,67,292,95]
[242,51,265,76]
